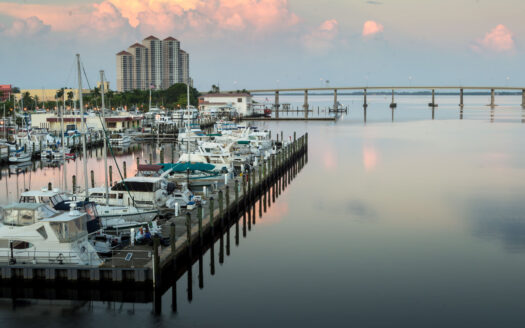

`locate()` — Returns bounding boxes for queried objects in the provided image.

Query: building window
[108,122,116,128]
[238,98,242,103]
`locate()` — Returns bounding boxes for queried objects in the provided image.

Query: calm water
[2,95,525,327]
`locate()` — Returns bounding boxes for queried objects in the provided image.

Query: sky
[0,0,523,91]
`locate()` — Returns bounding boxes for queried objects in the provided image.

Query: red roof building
[0,85,12,101]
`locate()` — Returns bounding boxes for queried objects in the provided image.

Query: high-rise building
[162,37,181,89]
[116,36,190,92]
[180,49,190,85]
[127,43,147,90]
[142,35,162,90]
[116,51,133,92]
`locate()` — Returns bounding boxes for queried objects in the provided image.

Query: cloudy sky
[0,0,523,91]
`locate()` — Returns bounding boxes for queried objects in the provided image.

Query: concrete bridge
[245,86,525,118]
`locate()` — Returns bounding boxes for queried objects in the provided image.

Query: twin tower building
[116,35,190,92]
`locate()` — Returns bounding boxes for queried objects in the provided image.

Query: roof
[203,93,251,98]
[129,43,146,48]
[163,36,179,41]
[119,176,165,183]
[159,162,216,172]
[116,50,132,56]
[179,49,187,54]
[138,164,164,172]
[143,35,159,41]
[40,212,84,222]
[2,203,44,210]
[21,189,62,197]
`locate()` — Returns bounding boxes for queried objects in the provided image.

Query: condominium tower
[116,35,190,92]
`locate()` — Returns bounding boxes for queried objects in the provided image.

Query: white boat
[109,133,132,146]
[0,203,102,266]
[165,189,194,209]
[8,147,31,163]
[182,108,199,120]
[83,176,170,209]
[95,205,158,229]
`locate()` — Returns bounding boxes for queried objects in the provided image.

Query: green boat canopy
[237,140,250,145]
[158,162,216,172]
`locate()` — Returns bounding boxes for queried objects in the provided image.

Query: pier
[0,132,309,298]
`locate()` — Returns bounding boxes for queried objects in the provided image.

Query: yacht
[8,147,31,163]
[0,203,102,266]
[84,176,171,209]
[109,133,132,146]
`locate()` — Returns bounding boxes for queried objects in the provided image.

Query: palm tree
[67,91,74,108]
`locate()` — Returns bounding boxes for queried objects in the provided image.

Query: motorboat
[83,176,171,209]
[0,203,102,266]
[8,147,31,163]
[19,188,102,233]
[109,133,132,146]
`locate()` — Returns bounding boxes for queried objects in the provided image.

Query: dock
[0,133,309,293]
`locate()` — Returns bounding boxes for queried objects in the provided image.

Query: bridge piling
[274,91,279,118]
[363,89,368,108]
[490,89,495,107]
[303,90,309,119]
[460,88,464,107]
[429,89,437,107]
[333,89,338,111]
[389,89,397,108]
[522,90,525,107]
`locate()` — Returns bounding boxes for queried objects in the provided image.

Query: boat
[8,147,31,163]
[95,205,158,229]
[19,188,102,233]
[0,203,102,266]
[83,176,171,209]
[109,133,132,146]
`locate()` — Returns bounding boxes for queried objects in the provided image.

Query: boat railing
[0,248,153,267]
[0,249,100,266]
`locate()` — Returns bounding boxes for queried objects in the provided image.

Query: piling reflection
[0,148,309,318]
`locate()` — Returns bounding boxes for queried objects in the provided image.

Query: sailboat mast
[76,54,89,198]
[100,70,109,206]
[61,93,67,191]
[186,82,190,163]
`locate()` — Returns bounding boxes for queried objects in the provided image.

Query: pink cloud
[302,19,339,52]
[2,16,51,37]
[474,24,515,53]
[0,0,300,39]
[362,20,384,37]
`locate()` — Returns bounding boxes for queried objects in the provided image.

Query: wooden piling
[109,165,113,186]
[90,170,95,188]
[123,161,127,178]
[170,222,176,254]
[72,175,76,193]
[186,212,192,258]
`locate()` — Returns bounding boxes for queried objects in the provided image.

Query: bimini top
[158,162,216,172]
[2,203,47,211]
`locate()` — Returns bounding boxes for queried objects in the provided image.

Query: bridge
[243,86,525,118]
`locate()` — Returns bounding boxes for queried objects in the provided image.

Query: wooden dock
[0,133,309,293]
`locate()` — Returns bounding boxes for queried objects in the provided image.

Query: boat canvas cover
[159,162,216,172]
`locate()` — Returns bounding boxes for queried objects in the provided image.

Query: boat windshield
[1,206,57,226]
[49,216,88,243]
[50,194,67,205]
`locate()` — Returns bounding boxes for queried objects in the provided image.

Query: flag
[149,83,155,90]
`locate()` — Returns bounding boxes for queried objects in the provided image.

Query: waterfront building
[116,51,133,92]
[127,43,147,91]
[180,49,190,85]
[199,93,253,116]
[14,88,90,103]
[0,85,12,101]
[162,37,181,89]
[31,111,143,132]
[116,36,190,92]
